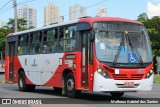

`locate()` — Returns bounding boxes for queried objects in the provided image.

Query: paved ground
[0,73,160,106]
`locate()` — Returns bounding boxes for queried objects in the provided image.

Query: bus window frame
[57,24,77,53]
[42,28,58,54]
[17,34,29,55]
[28,30,42,55]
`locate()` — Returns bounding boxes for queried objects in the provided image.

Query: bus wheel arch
[62,69,73,94]
[18,68,35,92]
[18,68,25,75]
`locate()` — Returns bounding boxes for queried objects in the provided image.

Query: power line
[1,0,108,27]
[0,5,13,14]
[17,0,39,6]
[0,0,39,15]
[0,0,12,11]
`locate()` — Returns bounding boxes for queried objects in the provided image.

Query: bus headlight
[146,69,153,79]
[97,66,110,78]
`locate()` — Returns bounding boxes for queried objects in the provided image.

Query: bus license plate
[124,82,134,87]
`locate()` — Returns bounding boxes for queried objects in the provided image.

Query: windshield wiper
[113,35,125,65]
[126,34,144,65]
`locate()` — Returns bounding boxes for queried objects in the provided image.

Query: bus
[5,17,153,98]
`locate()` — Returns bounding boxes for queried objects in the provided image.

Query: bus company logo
[32,59,37,66]
[137,69,144,74]
[2,99,11,104]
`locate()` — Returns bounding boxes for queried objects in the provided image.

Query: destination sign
[93,22,141,31]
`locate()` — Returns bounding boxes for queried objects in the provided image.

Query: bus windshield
[93,22,152,64]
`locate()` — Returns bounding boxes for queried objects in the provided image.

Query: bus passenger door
[8,42,15,82]
[81,31,90,88]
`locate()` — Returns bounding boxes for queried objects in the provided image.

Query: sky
[0,0,160,27]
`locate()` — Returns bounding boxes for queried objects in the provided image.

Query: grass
[153,74,160,84]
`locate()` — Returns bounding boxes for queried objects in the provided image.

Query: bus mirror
[90,32,95,42]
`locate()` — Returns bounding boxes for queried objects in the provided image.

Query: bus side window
[43,29,57,53]
[18,34,28,55]
[49,29,58,53]
[59,28,65,51]
[68,26,76,51]
[29,31,42,54]
[34,32,42,54]
[43,31,48,53]
[58,25,77,52]
[29,34,34,54]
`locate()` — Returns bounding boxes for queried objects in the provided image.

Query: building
[69,4,87,21]
[0,20,7,28]
[44,2,62,26]
[18,5,37,28]
[96,5,107,17]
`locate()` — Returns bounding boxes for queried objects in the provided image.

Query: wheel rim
[67,79,74,92]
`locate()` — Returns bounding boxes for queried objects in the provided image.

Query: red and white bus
[5,17,153,98]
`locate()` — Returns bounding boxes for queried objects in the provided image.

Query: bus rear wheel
[110,92,124,98]
[65,72,80,98]
[18,71,35,92]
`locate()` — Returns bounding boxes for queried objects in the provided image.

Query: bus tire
[110,92,124,98]
[65,72,80,98]
[18,71,35,92]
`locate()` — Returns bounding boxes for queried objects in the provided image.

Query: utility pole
[13,0,17,32]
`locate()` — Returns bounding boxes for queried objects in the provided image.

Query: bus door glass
[8,42,15,82]
[81,31,90,87]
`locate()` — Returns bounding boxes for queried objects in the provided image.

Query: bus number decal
[65,60,73,67]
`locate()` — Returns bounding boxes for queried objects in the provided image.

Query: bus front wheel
[65,72,80,98]
[110,92,124,98]
[18,71,35,92]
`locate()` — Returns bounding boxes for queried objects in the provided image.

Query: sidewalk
[0,73,5,83]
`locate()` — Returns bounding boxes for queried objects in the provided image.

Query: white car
[0,67,4,73]
[0,60,5,73]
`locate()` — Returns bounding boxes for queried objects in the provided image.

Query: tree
[18,18,27,28]
[0,18,34,57]
[137,13,148,21]
[0,27,13,54]
[7,18,27,30]
[137,14,160,58]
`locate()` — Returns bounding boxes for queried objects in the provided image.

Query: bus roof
[7,20,78,37]
[7,17,142,37]
[78,17,142,25]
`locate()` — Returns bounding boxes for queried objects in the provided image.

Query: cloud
[147,1,160,18]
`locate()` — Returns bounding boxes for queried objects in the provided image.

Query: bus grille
[112,74,144,80]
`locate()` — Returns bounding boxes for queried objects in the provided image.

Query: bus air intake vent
[112,74,144,80]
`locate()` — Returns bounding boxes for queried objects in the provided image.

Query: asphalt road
[0,73,160,106]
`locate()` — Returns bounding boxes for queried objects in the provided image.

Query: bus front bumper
[93,72,153,92]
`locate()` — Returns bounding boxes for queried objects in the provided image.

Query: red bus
[5,17,153,98]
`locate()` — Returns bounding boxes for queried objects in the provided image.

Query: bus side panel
[14,56,35,85]
[74,52,82,90]
[43,52,83,90]
[42,66,67,87]
[13,56,22,83]
[88,64,94,91]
